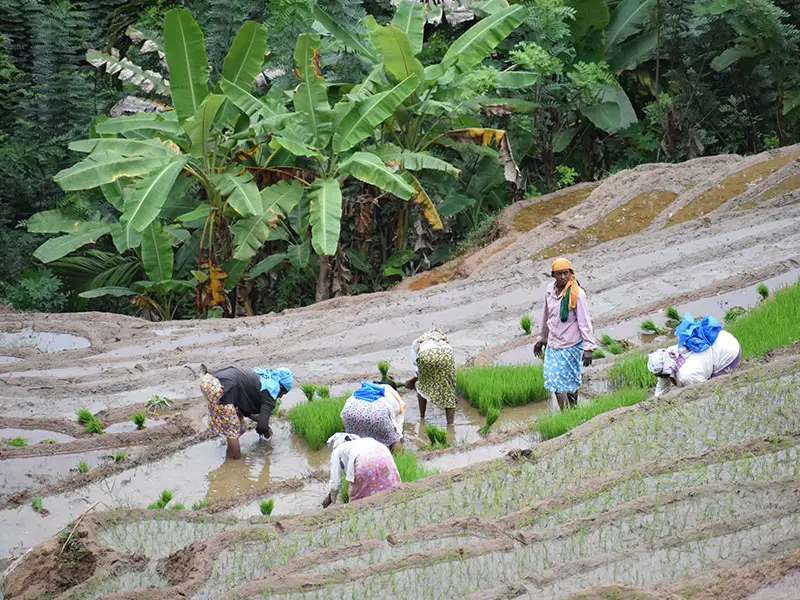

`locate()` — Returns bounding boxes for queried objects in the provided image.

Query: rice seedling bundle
[457,364,548,415]
[288,395,348,450]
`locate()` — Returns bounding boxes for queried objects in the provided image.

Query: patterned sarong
[348,444,401,501]
[543,342,584,393]
[201,373,243,439]
[416,345,457,408]
[341,397,401,447]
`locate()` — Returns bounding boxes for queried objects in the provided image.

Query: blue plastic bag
[674,313,722,352]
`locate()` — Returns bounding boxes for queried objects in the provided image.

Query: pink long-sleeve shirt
[536,281,597,351]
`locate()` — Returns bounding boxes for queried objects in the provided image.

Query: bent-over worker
[533,257,597,410]
[406,328,457,424]
[340,381,406,452]
[200,365,293,459]
[648,314,741,396]
[322,433,401,507]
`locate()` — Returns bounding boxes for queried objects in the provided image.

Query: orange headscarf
[552,257,579,319]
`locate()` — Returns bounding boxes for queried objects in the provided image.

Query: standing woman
[406,328,457,425]
[200,365,294,459]
[533,258,597,410]
[322,433,401,507]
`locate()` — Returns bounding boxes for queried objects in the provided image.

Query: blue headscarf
[674,313,721,353]
[252,368,294,399]
[353,381,385,402]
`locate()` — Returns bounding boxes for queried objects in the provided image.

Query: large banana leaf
[269,136,323,159]
[68,138,179,157]
[122,157,188,232]
[184,94,226,158]
[141,222,174,281]
[221,21,269,90]
[293,36,333,147]
[338,152,415,199]
[333,75,419,153]
[214,171,263,217]
[392,1,425,55]
[261,180,304,220]
[33,224,113,263]
[231,213,282,260]
[163,8,210,122]
[366,19,424,86]
[581,85,637,132]
[101,180,127,211]
[220,78,293,122]
[566,0,610,60]
[495,71,540,88]
[442,5,525,73]
[372,145,460,176]
[308,178,342,256]
[94,113,182,136]
[27,210,85,234]
[79,286,137,299]
[54,155,166,191]
[607,30,657,72]
[86,49,169,96]
[294,33,323,84]
[403,172,443,230]
[248,252,287,278]
[312,4,376,61]
[110,221,143,253]
[606,0,655,50]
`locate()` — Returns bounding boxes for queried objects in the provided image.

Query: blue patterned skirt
[543,342,584,393]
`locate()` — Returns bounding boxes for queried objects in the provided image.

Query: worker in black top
[200,364,294,459]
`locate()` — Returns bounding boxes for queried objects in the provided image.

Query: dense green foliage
[727,279,800,358]
[457,364,548,414]
[393,450,434,482]
[1,0,799,318]
[608,351,658,389]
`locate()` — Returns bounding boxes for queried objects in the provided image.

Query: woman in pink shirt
[533,258,597,410]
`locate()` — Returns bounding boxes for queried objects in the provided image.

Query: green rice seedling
[640,319,665,335]
[520,314,532,335]
[31,496,42,512]
[599,333,625,355]
[456,364,548,415]
[77,461,90,473]
[192,499,209,510]
[591,348,606,359]
[757,283,769,300]
[377,361,390,381]
[393,451,434,482]
[76,408,94,424]
[728,279,800,358]
[113,451,128,463]
[425,424,449,449]
[171,503,185,510]
[42,439,57,444]
[608,352,657,390]
[665,305,681,322]
[478,406,501,436]
[131,412,147,430]
[145,394,172,414]
[147,489,173,510]
[301,384,317,402]
[341,476,349,504]
[316,385,330,398]
[288,394,348,450]
[725,307,747,324]
[83,417,104,434]
[260,498,275,515]
[532,389,648,440]
[6,436,26,447]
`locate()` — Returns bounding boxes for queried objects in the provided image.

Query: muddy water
[0,356,21,364]
[421,433,532,472]
[747,571,800,600]
[0,329,90,352]
[104,418,166,434]
[0,449,130,496]
[225,480,330,519]
[0,428,75,444]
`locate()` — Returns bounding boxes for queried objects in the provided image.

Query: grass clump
[456,364,548,415]
[131,412,147,430]
[608,352,657,390]
[394,451,435,482]
[425,424,449,449]
[76,408,104,434]
[591,348,606,359]
[147,489,173,510]
[316,385,330,398]
[727,279,800,359]
[192,499,209,510]
[6,436,26,447]
[665,306,681,328]
[599,333,625,355]
[301,383,316,402]
[640,319,665,335]
[478,406,501,436]
[113,451,127,463]
[520,314,532,335]
[757,283,769,300]
[260,498,275,515]
[288,394,348,450]
[725,306,747,324]
[532,388,648,440]
[170,503,185,510]
[31,496,43,512]
[77,461,89,473]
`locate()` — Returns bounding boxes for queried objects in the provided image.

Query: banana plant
[28,9,298,313]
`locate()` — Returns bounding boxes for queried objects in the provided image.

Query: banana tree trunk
[316,256,332,302]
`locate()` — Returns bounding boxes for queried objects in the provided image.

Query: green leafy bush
[0,268,68,312]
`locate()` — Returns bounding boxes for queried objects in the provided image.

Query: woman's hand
[533,341,546,359]
[404,376,418,389]
[582,349,594,367]
[322,493,333,508]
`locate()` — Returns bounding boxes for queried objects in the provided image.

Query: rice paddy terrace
[2,146,800,598]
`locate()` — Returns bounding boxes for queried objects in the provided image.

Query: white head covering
[326,432,360,451]
[648,347,678,376]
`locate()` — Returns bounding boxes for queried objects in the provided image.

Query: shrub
[520,314,532,335]
[131,412,147,430]
[260,498,275,515]
[608,352,657,390]
[147,489,173,510]
[113,451,127,463]
[394,451,434,482]
[6,436,26,447]
[378,361,390,381]
[425,424,449,449]
[478,406,501,436]
[533,389,648,440]
[457,364,548,415]
[288,395,348,450]
[77,461,89,473]
[728,279,800,359]
[31,496,43,512]
[0,268,68,312]
[301,384,316,402]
